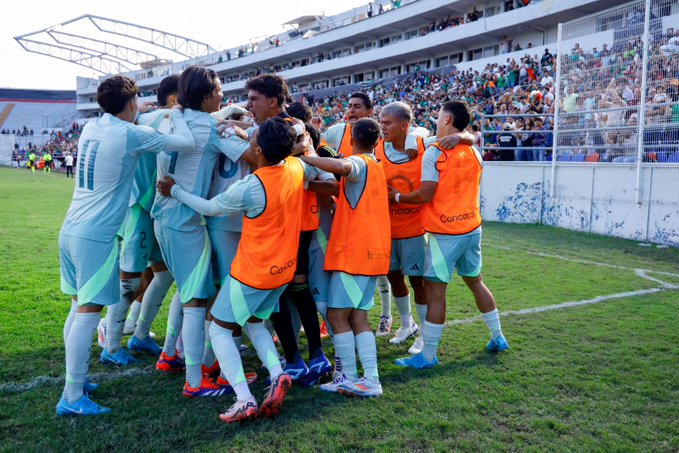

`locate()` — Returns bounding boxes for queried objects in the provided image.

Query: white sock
[482,309,503,339]
[209,323,252,401]
[246,322,283,380]
[415,304,427,338]
[182,307,206,388]
[124,300,142,331]
[105,278,140,353]
[394,294,413,328]
[63,312,99,404]
[422,321,443,362]
[355,331,379,381]
[162,293,183,357]
[377,276,391,317]
[202,320,216,367]
[63,299,78,348]
[134,271,173,339]
[333,331,357,379]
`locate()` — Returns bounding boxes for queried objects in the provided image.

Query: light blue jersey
[151,108,246,232]
[131,109,172,211]
[60,111,193,242]
[322,123,348,151]
[206,134,250,232]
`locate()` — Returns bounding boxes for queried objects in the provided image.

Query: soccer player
[151,66,254,397]
[390,100,509,370]
[302,118,391,398]
[99,75,180,366]
[378,102,475,354]
[27,150,36,173]
[56,75,194,416]
[42,150,52,174]
[126,75,181,359]
[322,93,393,335]
[245,74,332,386]
[157,117,321,422]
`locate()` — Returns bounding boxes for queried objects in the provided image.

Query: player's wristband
[395,193,401,203]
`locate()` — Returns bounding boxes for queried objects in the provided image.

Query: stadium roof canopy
[14,14,217,75]
[282,15,324,27]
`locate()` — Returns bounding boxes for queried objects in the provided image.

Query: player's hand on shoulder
[438,134,461,149]
[156,176,176,197]
[138,102,158,114]
[406,148,418,160]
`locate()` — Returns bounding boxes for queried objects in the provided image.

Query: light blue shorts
[327,272,377,311]
[59,232,120,306]
[119,204,159,273]
[208,228,241,286]
[154,222,215,303]
[211,275,287,326]
[423,232,482,283]
[389,235,426,276]
[308,244,331,303]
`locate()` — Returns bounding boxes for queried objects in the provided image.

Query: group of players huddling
[56,66,509,422]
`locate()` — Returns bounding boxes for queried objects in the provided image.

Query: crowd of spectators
[295,18,678,163]
[11,122,81,169]
[1,126,35,136]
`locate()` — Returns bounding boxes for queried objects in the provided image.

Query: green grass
[1,167,678,452]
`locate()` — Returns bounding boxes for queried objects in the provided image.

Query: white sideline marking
[0,366,155,395]
[2,249,677,396]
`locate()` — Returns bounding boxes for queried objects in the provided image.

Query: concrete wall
[480,163,679,246]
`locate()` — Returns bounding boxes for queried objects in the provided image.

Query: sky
[0,0,371,90]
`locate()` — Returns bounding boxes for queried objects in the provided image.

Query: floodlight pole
[634,0,651,205]
[550,23,563,199]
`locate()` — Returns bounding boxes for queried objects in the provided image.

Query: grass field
[0,166,678,452]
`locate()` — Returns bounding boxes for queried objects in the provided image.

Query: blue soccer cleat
[394,352,439,369]
[283,357,309,383]
[56,395,111,417]
[303,352,333,386]
[486,335,510,352]
[128,335,162,356]
[83,377,99,395]
[100,348,136,366]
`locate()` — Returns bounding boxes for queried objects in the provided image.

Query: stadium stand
[0,89,77,133]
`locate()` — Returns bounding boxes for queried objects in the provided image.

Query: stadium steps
[0,103,16,129]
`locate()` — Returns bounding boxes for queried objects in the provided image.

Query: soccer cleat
[394,352,439,369]
[202,361,221,378]
[219,397,259,423]
[156,352,185,372]
[183,377,229,398]
[83,378,99,395]
[486,335,510,352]
[96,319,107,349]
[283,357,309,382]
[346,377,383,398]
[319,373,354,394]
[375,315,392,337]
[100,348,136,366]
[389,320,419,345]
[214,373,258,392]
[56,395,111,417]
[128,335,162,356]
[319,320,330,339]
[303,352,333,386]
[408,336,424,355]
[259,373,292,418]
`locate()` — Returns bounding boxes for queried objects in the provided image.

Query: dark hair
[258,117,296,163]
[245,74,289,108]
[349,92,373,110]
[157,75,180,107]
[177,66,219,111]
[351,118,381,150]
[442,100,471,131]
[304,123,321,150]
[96,75,137,115]
[287,102,313,122]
